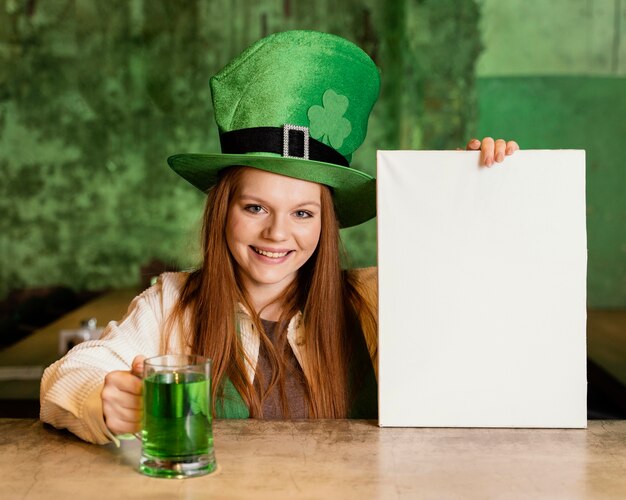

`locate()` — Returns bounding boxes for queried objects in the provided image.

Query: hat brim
[167,153,376,228]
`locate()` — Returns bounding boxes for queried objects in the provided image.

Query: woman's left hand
[465,137,520,167]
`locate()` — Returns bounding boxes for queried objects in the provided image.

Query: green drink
[139,355,216,478]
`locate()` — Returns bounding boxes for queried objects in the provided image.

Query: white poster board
[377,150,587,428]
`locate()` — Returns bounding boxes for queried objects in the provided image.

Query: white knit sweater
[39,272,305,445]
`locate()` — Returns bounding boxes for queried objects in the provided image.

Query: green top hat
[167,30,380,227]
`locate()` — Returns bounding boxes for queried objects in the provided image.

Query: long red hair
[170,166,368,418]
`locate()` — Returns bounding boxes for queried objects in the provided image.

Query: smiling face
[226,167,323,306]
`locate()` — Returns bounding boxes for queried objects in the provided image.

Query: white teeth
[253,247,289,258]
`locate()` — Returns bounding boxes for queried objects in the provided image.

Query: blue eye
[294,210,313,219]
[245,205,264,214]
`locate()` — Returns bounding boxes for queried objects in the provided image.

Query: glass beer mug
[139,355,216,478]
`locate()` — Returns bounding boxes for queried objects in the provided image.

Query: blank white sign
[377,150,587,428]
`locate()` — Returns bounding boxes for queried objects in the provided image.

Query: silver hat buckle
[283,124,310,160]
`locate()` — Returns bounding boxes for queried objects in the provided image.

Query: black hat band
[219,126,350,168]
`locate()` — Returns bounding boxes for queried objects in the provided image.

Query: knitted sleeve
[39,272,187,444]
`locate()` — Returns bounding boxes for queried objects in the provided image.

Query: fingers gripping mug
[139,355,217,478]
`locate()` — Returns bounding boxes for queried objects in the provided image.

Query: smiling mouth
[251,246,293,259]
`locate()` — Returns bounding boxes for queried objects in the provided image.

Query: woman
[40,30,518,444]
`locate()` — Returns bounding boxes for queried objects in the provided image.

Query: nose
[262,213,289,241]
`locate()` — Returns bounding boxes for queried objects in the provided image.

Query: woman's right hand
[101,355,145,435]
[465,137,520,166]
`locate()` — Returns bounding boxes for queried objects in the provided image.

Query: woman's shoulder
[345,267,378,304]
[345,267,377,290]
[157,271,191,293]
[131,271,191,311]
[345,268,378,364]
[346,267,377,283]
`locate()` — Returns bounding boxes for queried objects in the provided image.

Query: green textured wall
[1,0,624,308]
[0,0,381,295]
[477,0,626,77]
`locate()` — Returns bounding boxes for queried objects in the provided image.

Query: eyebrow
[238,194,321,209]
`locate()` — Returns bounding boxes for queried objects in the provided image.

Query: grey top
[255,319,309,419]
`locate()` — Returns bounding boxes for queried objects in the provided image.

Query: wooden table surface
[1,418,625,500]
